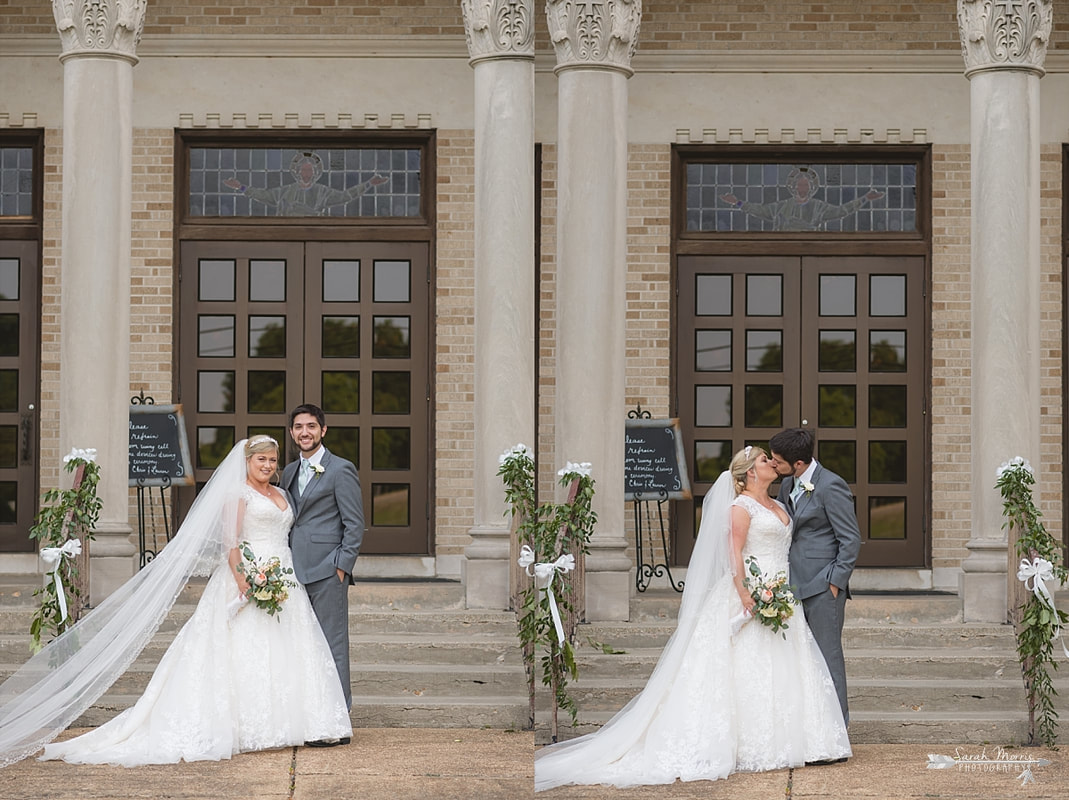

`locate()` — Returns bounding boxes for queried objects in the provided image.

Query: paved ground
[0,729,532,800]
[538,743,1069,800]
[5,734,1069,799]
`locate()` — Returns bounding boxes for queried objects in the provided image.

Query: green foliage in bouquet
[28,451,102,653]
[236,542,296,619]
[743,555,795,638]
[499,444,597,743]
[996,456,1069,748]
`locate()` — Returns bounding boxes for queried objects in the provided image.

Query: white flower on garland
[499,443,530,466]
[558,461,592,478]
[62,447,97,464]
[996,455,1033,480]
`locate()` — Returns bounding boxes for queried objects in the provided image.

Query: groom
[284,403,364,744]
[769,427,860,733]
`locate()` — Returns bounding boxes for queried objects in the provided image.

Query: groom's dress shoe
[305,737,351,748]
[805,757,847,766]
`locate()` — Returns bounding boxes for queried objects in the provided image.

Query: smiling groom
[283,403,364,745]
[770,427,861,734]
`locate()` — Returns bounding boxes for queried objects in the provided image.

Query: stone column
[549,0,641,621]
[52,0,145,602]
[957,0,1051,622]
[461,1,537,609]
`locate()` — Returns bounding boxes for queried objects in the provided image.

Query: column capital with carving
[52,0,147,64]
[547,0,642,77]
[958,0,1052,78]
[462,0,535,65]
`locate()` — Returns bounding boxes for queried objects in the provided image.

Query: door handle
[19,408,34,466]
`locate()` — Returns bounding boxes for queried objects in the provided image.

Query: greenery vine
[499,444,597,743]
[28,449,102,653]
[996,456,1068,747]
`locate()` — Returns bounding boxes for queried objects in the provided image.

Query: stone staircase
[0,576,529,731]
[537,588,1068,745]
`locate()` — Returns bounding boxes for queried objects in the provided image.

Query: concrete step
[539,711,1043,746]
[77,694,530,731]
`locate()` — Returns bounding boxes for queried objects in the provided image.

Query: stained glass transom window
[685,162,917,233]
[0,148,33,217]
[189,147,422,218]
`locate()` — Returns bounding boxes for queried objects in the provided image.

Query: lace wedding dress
[40,486,352,766]
[534,482,851,790]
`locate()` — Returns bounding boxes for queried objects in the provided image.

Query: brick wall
[38,129,63,493]
[1039,143,1063,544]
[433,128,476,571]
[7,2,1069,52]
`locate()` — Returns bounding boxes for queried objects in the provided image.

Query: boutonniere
[800,480,815,495]
[310,464,325,476]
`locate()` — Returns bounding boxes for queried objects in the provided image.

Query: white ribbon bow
[1017,556,1069,659]
[40,539,82,623]
[518,544,576,645]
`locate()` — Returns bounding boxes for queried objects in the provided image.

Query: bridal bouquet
[744,556,795,637]
[235,543,296,619]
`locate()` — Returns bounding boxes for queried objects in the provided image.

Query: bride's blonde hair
[729,445,765,496]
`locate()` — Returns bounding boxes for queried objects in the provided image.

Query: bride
[0,436,351,767]
[534,446,851,790]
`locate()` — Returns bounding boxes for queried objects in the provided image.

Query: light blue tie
[790,480,805,504]
[298,458,311,495]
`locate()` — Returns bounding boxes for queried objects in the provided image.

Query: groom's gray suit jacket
[778,462,861,601]
[282,447,364,585]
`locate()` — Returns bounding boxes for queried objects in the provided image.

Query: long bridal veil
[534,470,737,791]
[0,441,251,767]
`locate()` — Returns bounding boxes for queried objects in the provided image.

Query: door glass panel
[819,275,855,316]
[869,497,906,539]
[373,428,411,470]
[745,330,782,372]
[372,372,410,414]
[819,330,855,372]
[0,426,15,467]
[322,371,359,413]
[248,371,286,413]
[323,260,360,302]
[744,385,783,427]
[373,316,411,358]
[323,316,360,358]
[870,275,906,316]
[818,385,856,427]
[695,386,731,427]
[0,482,15,523]
[746,275,782,316]
[247,426,285,450]
[696,274,732,315]
[374,260,411,302]
[0,259,18,299]
[249,316,286,357]
[870,330,906,371]
[249,260,286,302]
[329,427,359,468]
[372,483,409,525]
[199,259,235,301]
[818,440,856,482]
[869,385,907,427]
[0,147,33,216]
[870,441,907,482]
[0,314,17,356]
[696,330,731,371]
[0,370,17,412]
[695,440,732,482]
[197,427,235,467]
[198,315,234,357]
[198,371,234,412]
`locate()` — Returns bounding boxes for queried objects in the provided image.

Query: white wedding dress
[40,486,352,766]
[534,487,851,790]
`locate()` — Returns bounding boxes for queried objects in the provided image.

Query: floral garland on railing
[996,456,1068,747]
[28,448,102,654]
[499,444,597,743]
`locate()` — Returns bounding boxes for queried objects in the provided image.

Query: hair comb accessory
[744,445,752,458]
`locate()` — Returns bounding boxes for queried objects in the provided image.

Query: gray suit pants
[801,587,849,725]
[305,574,351,710]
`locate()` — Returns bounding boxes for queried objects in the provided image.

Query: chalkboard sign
[129,404,195,487]
[624,418,691,501]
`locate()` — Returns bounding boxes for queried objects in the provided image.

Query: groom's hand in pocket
[337,568,346,583]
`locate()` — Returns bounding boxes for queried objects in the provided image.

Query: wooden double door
[179,240,431,555]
